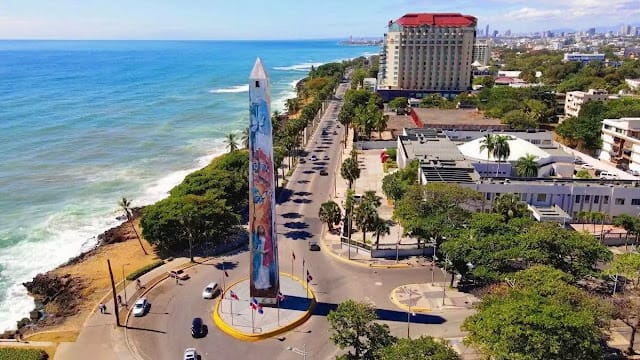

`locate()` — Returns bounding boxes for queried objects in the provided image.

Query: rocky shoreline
[5,208,147,338]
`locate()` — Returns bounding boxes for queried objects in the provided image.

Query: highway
[126,81,463,360]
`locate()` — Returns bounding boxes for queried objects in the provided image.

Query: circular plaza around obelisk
[213,273,315,341]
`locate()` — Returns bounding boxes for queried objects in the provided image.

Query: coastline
[10,51,367,342]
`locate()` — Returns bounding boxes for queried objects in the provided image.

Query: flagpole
[302,258,305,285]
[291,251,294,278]
[252,306,255,334]
[222,261,226,292]
[230,297,234,325]
[277,296,280,326]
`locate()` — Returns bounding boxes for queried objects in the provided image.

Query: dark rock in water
[29,310,41,320]
[23,272,85,325]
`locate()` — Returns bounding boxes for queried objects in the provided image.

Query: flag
[277,292,286,302]
[224,270,229,277]
[250,302,257,310]
[251,297,259,305]
[307,270,313,282]
[257,304,264,314]
[292,251,296,260]
[229,290,239,300]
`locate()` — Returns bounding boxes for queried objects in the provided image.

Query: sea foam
[209,85,249,94]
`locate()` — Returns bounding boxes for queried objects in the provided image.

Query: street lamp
[429,237,437,285]
[403,286,415,339]
[442,255,451,306]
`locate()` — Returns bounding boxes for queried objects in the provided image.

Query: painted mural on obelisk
[248,58,279,304]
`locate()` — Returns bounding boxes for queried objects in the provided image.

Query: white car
[183,348,198,360]
[132,298,149,317]
[310,155,318,161]
[202,282,219,299]
[580,164,594,170]
[599,171,619,180]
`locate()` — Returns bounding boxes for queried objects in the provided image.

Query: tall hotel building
[377,13,477,101]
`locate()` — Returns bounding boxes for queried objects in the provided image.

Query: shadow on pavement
[284,222,309,230]
[311,301,446,325]
[213,261,239,270]
[296,180,310,184]
[125,325,167,334]
[277,188,294,204]
[284,231,313,240]
[275,295,313,312]
[281,212,303,219]
[292,198,312,204]
[294,191,312,197]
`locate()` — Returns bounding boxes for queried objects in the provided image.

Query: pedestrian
[175,277,179,285]
[136,279,144,290]
[103,303,108,314]
[117,295,122,307]
[99,303,104,314]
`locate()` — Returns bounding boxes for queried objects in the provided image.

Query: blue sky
[1,0,639,40]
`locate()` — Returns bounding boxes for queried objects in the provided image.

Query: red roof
[396,13,476,27]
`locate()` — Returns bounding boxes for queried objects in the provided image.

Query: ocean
[0,40,377,331]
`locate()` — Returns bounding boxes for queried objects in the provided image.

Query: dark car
[191,317,206,338]
[319,168,328,176]
[309,242,321,251]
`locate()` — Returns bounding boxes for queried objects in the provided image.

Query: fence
[340,236,434,258]
[354,141,397,150]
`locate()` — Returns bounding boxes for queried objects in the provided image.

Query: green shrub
[126,260,164,281]
[0,348,48,360]
[385,147,397,159]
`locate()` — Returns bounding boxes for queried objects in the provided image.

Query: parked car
[309,241,320,251]
[333,130,338,135]
[580,164,594,170]
[299,158,306,164]
[191,317,206,338]
[183,348,198,360]
[202,282,219,299]
[132,298,149,317]
[599,171,619,180]
[319,168,328,176]
[627,169,640,176]
[168,269,190,280]
[323,155,329,161]
[310,155,318,161]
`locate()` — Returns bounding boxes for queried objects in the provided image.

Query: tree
[492,193,529,220]
[515,153,538,177]
[613,214,640,246]
[380,336,460,360]
[354,191,382,244]
[372,217,391,250]
[374,114,389,139]
[341,157,361,189]
[492,135,511,176]
[575,169,592,179]
[328,300,395,360]
[118,197,148,255]
[241,127,250,149]
[224,133,239,153]
[463,266,608,360]
[479,134,496,175]
[388,97,409,113]
[381,174,404,202]
[608,253,640,353]
[319,201,342,232]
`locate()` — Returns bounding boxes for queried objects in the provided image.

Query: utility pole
[107,259,121,327]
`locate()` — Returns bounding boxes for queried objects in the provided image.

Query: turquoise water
[0,40,377,331]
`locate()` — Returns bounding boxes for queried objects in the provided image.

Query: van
[599,171,618,180]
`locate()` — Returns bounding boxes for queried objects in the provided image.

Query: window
[594,195,599,204]
[604,196,609,204]
[255,81,260,88]
[584,195,590,202]
[575,195,581,203]
[616,198,625,205]
[536,193,547,202]
[633,199,640,206]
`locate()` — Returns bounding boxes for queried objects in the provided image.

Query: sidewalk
[54,257,194,360]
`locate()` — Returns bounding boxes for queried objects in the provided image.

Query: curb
[389,284,431,313]
[212,273,316,342]
[370,263,411,269]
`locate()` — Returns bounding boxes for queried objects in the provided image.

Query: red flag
[229,290,239,300]
[277,292,286,302]
[250,302,257,310]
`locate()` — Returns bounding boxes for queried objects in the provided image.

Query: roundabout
[213,273,316,341]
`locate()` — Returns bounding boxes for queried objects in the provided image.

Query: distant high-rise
[586,28,596,36]
[473,39,492,66]
[492,30,499,38]
[485,25,490,38]
[377,13,477,95]
[504,29,512,37]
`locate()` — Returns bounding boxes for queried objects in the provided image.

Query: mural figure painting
[248,58,279,304]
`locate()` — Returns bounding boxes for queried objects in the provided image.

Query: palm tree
[354,202,379,244]
[374,114,389,139]
[319,201,342,232]
[493,135,511,176]
[118,197,148,255]
[372,217,391,250]
[341,157,361,189]
[479,134,496,176]
[492,193,528,220]
[515,153,539,177]
[241,127,250,149]
[224,133,239,153]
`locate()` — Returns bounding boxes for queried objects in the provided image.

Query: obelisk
[248,58,279,304]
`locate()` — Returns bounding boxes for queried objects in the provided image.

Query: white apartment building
[563,53,605,63]
[377,13,477,92]
[564,89,609,118]
[626,78,640,91]
[600,118,640,172]
[472,39,492,66]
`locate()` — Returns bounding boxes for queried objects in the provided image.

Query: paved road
[127,81,462,360]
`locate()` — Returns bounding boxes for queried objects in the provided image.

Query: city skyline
[1,0,640,40]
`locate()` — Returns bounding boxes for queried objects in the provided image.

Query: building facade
[472,39,492,66]
[563,53,605,63]
[564,89,609,118]
[377,13,477,98]
[600,118,640,172]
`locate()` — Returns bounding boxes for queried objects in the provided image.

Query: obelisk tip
[250,57,268,80]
